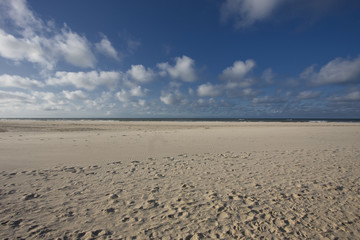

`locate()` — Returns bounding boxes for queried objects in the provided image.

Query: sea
[2,118,360,123]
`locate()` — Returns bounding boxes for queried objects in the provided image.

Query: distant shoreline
[1,117,360,123]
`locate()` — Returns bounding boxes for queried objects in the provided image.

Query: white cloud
[95,35,119,61]
[0,0,96,70]
[32,91,57,103]
[224,77,255,89]
[220,59,255,82]
[328,91,360,101]
[194,60,257,100]
[300,65,316,80]
[0,89,32,103]
[0,29,51,68]
[220,0,356,29]
[296,91,321,100]
[116,90,130,103]
[30,91,71,112]
[197,83,223,97]
[54,28,96,68]
[0,0,44,36]
[115,88,146,108]
[157,55,197,82]
[0,89,70,114]
[47,71,121,90]
[0,74,44,88]
[160,91,184,105]
[219,60,256,89]
[220,0,345,29]
[127,64,155,83]
[85,91,114,111]
[63,90,88,100]
[303,56,360,85]
[0,89,118,117]
[130,85,147,97]
[0,28,96,70]
[160,93,177,105]
[221,0,283,28]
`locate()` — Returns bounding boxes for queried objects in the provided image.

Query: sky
[0,0,360,118]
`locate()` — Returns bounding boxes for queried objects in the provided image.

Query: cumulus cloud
[85,91,114,111]
[30,91,72,112]
[197,83,223,97]
[221,0,283,28]
[192,60,257,101]
[129,86,147,97]
[220,59,255,82]
[0,0,96,70]
[47,71,121,90]
[0,28,96,70]
[116,88,146,108]
[32,91,57,103]
[160,91,184,105]
[127,64,155,83]
[115,89,130,103]
[302,56,360,85]
[0,29,51,68]
[219,60,256,89]
[54,28,96,68]
[63,90,88,100]
[160,93,177,105]
[95,35,119,61]
[157,55,197,82]
[0,74,44,88]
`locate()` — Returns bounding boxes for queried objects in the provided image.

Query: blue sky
[0,0,360,118]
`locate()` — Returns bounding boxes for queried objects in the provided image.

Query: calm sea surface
[2,118,360,123]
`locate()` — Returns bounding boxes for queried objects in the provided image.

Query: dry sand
[0,120,359,239]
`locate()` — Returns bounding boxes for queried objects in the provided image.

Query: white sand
[0,120,359,239]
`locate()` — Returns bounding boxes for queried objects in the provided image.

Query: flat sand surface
[0,120,359,239]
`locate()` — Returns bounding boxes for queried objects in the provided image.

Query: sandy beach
[0,120,359,239]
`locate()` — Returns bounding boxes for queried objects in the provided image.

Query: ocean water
[2,118,360,123]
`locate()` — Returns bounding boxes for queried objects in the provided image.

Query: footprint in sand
[9,219,22,228]
[103,207,116,214]
[23,193,40,201]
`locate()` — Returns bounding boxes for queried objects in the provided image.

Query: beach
[0,120,359,239]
